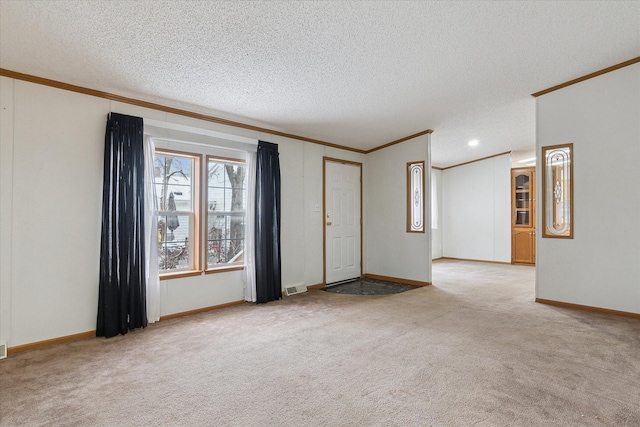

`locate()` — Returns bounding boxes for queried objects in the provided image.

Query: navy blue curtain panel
[255,141,282,303]
[97,113,147,337]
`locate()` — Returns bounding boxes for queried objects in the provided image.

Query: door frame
[322,157,363,285]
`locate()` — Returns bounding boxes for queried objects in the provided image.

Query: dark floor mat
[324,278,420,295]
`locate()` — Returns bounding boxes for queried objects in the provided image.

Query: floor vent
[0,341,6,360]
[285,285,308,296]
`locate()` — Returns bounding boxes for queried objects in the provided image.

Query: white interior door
[325,161,361,284]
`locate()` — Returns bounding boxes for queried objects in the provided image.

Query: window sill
[159,266,245,280]
[205,265,245,275]
[159,270,203,280]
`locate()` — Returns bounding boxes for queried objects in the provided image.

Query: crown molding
[365,129,434,154]
[443,151,511,170]
[0,68,438,155]
[0,68,368,153]
[531,56,640,97]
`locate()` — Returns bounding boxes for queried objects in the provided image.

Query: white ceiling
[1,1,638,167]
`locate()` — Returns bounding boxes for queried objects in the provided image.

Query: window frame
[205,155,247,274]
[154,148,201,279]
[541,143,573,239]
[153,147,248,279]
[406,160,426,233]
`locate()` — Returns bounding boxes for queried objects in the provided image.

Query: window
[542,143,573,238]
[431,171,438,229]
[153,148,247,277]
[206,157,247,270]
[154,150,200,274]
[406,161,425,233]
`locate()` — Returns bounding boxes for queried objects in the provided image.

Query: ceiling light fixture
[468,139,479,147]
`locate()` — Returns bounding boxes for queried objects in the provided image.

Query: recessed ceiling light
[468,139,479,147]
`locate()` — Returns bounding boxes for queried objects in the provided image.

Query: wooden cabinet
[511,168,535,265]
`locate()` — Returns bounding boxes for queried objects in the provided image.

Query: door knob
[326,221,332,226]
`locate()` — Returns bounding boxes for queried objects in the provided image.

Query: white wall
[442,154,511,262]
[0,77,368,347]
[5,80,107,346]
[364,134,431,283]
[0,77,15,346]
[536,62,640,314]
[431,168,443,259]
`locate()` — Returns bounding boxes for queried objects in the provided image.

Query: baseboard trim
[159,300,246,321]
[362,274,431,287]
[7,330,96,356]
[440,257,512,265]
[432,257,444,261]
[7,300,248,356]
[535,298,640,319]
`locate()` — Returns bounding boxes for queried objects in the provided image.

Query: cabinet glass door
[514,173,531,227]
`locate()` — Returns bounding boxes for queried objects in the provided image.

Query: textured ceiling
[1,1,638,167]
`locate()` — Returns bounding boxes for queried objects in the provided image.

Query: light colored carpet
[1,260,639,426]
